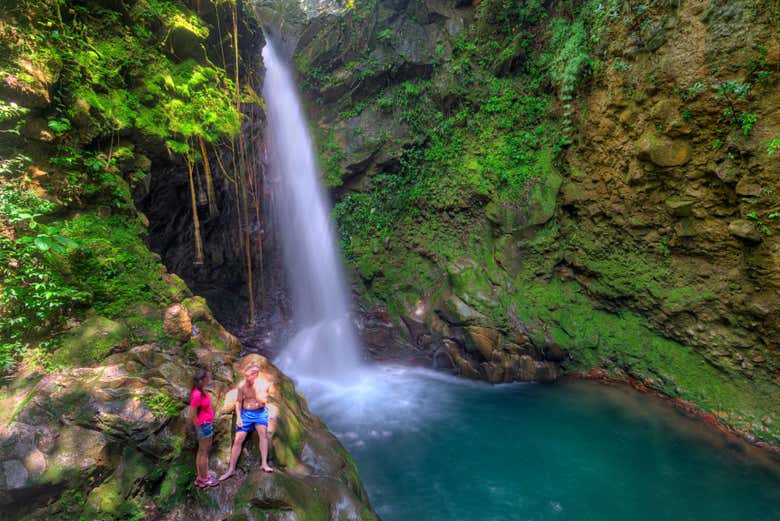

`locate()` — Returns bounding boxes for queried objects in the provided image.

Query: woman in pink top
[189,368,218,488]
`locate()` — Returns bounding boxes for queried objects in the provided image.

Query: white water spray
[262,38,362,382]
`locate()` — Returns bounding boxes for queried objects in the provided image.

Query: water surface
[298,367,780,521]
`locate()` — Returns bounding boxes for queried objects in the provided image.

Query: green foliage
[0,0,251,373]
[143,391,183,418]
[540,17,592,96]
[504,272,780,432]
[476,0,546,36]
[49,145,131,207]
[0,207,172,372]
[0,187,56,223]
[21,0,242,150]
[329,0,609,309]
[746,211,772,237]
[0,186,87,371]
[0,153,32,177]
[612,60,632,72]
[61,213,171,317]
[736,112,757,136]
[377,28,393,43]
[713,79,759,137]
[320,130,347,187]
[676,81,704,102]
[47,117,72,135]
[0,100,29,136]
[768,139,780,157]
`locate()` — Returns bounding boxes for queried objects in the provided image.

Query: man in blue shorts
[220,364,275,480]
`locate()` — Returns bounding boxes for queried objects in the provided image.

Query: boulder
[465,326,500,360]
[664,197,695,217]
[3,329,377,520]
[728,220,762,243]
[649,99,690,137]
[636,130,691,167]
[0,66,55,109]
[481,361,504,383]
[444,339,481,379]
[735,177,764,197]
[163,303,193,342]
[51,316,129,367]
[440,294,489,325]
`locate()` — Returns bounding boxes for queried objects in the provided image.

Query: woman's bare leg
[196,437,211,480]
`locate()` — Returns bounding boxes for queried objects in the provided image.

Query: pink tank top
[189,388,214,425]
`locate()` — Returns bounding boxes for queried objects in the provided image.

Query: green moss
[319,129,347,187]
[51,316,129,367]
[63,213,173,316]
[83,448,152,520]
[192,321,229,351]
[123,306,165,344]
[575,246,671,300]
[142,391,182,418]
[156,458,196,510]
[498,272,779,440]
[3,376,42,427]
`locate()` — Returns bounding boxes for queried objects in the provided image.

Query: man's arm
[235,382,243,427]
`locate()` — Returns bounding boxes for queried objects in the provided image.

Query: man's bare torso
[238,378,269,410]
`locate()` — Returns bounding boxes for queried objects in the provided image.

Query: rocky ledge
[0,297,377,521]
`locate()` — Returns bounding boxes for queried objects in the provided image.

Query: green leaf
[54,235,79,250]
[33,236,51,251]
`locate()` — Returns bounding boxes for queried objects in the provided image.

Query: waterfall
[262,37,362,383]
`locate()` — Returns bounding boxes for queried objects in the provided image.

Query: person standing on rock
[189,368,219,488]
[220,364,275,480]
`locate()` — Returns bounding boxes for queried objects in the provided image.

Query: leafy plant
[746,211,772,236]
[47,117,72,135]
[613,60,632,72]
[766,139,780,156]
[377,28,393,43]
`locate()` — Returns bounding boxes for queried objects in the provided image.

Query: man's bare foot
[261,464,274,473]
[219,469,236,481]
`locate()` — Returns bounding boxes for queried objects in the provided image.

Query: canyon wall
[290,0,780,445]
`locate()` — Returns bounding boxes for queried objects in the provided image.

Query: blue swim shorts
[237,407,269,433]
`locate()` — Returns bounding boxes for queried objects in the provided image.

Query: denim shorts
[196,422,214,440]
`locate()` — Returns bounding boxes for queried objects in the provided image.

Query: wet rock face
[564,0,780,378]
[0,302,376,521]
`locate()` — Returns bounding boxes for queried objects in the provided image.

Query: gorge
[1,0,779,520]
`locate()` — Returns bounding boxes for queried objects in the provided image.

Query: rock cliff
[0,1,377,518]
[288,0,780,446]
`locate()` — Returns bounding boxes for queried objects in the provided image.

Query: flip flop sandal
[204,476,220,487]
[194,478,208,489]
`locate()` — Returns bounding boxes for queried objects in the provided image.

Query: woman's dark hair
[192,367,210,391]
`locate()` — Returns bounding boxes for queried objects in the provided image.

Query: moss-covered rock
[51,316,130,368]
[2,301,376,519]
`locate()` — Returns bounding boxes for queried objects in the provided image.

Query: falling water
[262,37,362,382]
